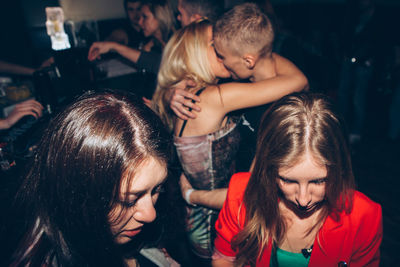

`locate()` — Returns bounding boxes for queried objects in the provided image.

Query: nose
[134,195,157,223]
[296,184,312,207]
[138,17,144,29]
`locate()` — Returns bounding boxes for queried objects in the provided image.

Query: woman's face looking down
[109,157,167,244]
[277,152,327,216]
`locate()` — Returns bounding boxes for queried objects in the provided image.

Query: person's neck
[153,29,165,47]
[250,53,276,82]
[125,257,138,267]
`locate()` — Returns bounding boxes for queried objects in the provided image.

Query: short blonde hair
[152,19,217,131]
[213,3,274,57]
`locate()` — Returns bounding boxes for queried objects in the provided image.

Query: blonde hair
[152,19,217,131]
[143,0,176,42]
[213,3,274,57]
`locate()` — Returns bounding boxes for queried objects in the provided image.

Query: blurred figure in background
[176,0,224,27]
[336,0,383,144]
[106,0,147,49]
[0,61,35,77]
[88,0,176,75]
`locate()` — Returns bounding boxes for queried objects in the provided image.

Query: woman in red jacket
[213,93,382,267]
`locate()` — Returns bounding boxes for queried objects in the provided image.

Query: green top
[270,247,310,267]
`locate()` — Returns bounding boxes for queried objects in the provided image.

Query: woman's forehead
[120,158,167,195]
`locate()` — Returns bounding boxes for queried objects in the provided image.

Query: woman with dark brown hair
[9,90,178,266]
[213,93,382,267]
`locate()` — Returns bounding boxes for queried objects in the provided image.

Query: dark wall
[0,1,34,66]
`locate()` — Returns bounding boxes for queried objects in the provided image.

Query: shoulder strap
[178,87,206,137]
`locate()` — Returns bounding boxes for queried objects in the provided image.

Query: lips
[122,226,143,238]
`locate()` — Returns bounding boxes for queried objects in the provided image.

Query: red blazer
[214,172,383,267]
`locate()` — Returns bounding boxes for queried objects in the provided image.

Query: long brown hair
[232,93,355,266]
[11,90,172,266]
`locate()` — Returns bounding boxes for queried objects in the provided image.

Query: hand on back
[169,79,201,120]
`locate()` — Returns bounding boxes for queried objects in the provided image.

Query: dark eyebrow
[278,175,327,182]
[278,175,296,182]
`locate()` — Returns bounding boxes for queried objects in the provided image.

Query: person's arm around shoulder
[166,79,201,120]
[215,54,308,114]
[350,192,383,267]
[88,41,141,63]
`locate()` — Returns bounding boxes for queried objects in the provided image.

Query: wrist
[1,118,11,129]
[111,42,119,51]
[184,188,197,206]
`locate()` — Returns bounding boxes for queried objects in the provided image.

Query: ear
[242,54,256,69]
[190,13,203,23]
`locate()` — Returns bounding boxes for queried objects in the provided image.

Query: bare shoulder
[198,84,225,107]
[272,53,296,65]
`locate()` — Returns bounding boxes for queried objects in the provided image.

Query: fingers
[181,97,201,111]
[20,99,44,110]
[174,79,197,91]
[171,105,195,120]
[6,110,36,128]
[175,89,201,104]
[171,97,200,119]
[88,42,107,61]
[185,79,197,88]
[169,89,201,119]
[142,97,152,108]
[14,100,44,117]
[2,100,44,128]
[88,44,100,61]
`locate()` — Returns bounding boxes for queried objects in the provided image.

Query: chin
[142,30,151,37]
[114,236,132,245]
[294,201,324,215]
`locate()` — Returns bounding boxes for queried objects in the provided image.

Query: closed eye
[311,178,327,185]
[152,183,165,195]
[278,176,296,184]
[212,45,225,60]
[118,197,139,208]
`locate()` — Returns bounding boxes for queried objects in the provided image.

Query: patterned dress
[174,112,242,258]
